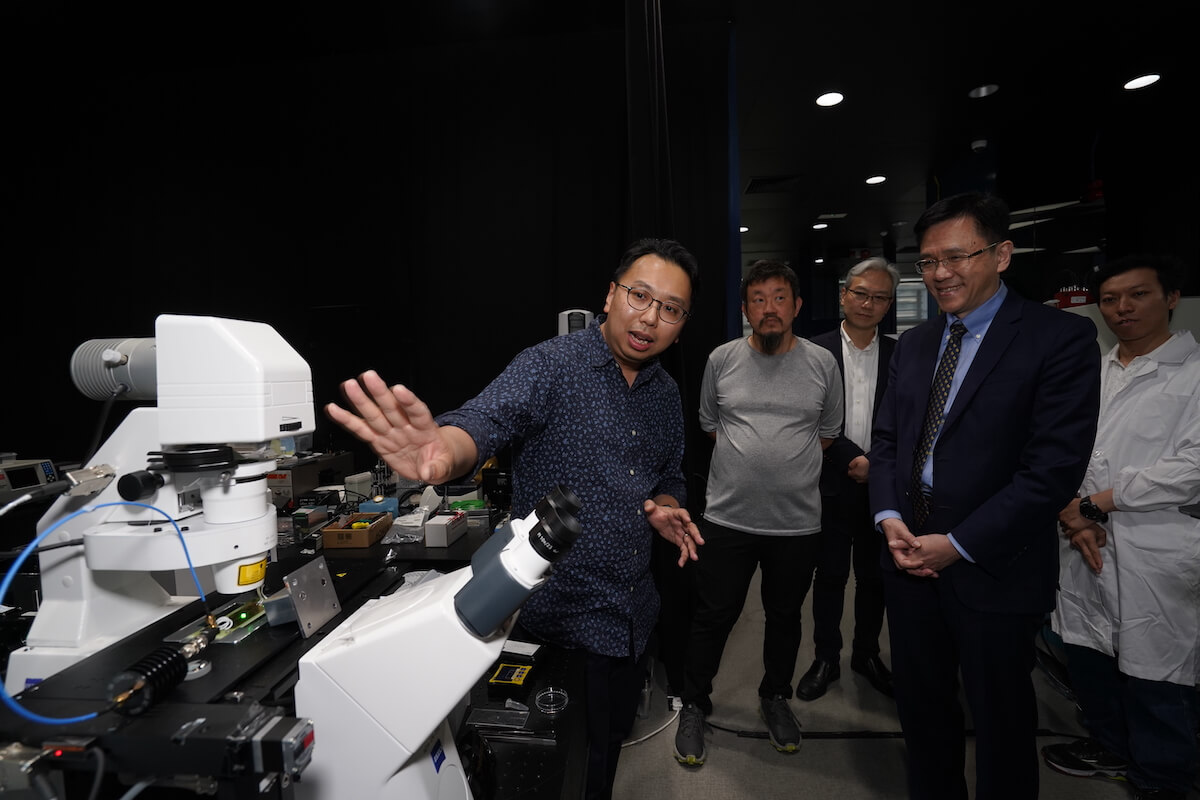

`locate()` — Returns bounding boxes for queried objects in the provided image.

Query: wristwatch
[1078,495,1109,524]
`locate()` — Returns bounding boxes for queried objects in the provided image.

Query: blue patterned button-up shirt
[437,317,687,658]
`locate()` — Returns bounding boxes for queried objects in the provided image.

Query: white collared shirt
[839,321,880,452]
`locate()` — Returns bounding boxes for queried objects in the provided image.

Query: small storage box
[425,511,468,548]
[322,511,393,549]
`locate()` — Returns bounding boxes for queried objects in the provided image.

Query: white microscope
[4,314,315,696]
[293,485,581,800]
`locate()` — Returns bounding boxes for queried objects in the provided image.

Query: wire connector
[0,741,45,791]
[65,464,117,497]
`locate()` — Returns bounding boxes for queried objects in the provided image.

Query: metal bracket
[264,556,340,638]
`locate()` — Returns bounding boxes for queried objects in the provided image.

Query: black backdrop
[4,4,733,500]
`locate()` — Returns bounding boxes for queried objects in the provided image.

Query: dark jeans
[681,517,821,715]
[1065,642,1200,794]
[812,483,886,663]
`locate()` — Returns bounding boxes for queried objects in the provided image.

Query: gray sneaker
[673,703,707,766]
[759,695,801,753]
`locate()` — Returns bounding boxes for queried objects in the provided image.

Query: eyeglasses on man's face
[913,241,1001,275]
[615,283,690,324]
[843,287,893,305]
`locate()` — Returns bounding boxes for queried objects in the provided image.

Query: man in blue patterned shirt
[327,238,704,800]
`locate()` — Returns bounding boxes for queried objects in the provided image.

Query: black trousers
[582,649,647,800]
[811,482,887,663]
[510,622,646,800]
[681,518,821,715]
[883,567,1043,800]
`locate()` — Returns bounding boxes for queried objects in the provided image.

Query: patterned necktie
[911,321,967,527]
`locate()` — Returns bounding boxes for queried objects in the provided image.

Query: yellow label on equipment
[489,663,532,686]
[238,558,268,586]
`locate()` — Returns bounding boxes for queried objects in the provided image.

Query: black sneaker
[1041,738,1128,779]
[759,695,801,753]
[673,703,707,766]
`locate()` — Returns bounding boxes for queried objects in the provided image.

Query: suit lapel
[908,321,943,422]
[942,292,1022,432]
[872,336,894,417]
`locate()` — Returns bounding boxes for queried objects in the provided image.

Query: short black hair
[613,238,701,305]
[914,192,1010,248]
[1090,253,1185,297]
[741,259,800,304]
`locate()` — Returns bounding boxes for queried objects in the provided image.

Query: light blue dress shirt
[877,283,1009,562]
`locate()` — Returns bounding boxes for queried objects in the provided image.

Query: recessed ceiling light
[968,84,999,98]
[739,226,749,233]
[1124,73,1161,90]
[816,92,844,107]
[865,175,886,185]
[814,257,825,264]
[812,222,828,230]
[817,212,848,220]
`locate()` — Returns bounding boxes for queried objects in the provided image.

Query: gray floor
[613,571,1200,799]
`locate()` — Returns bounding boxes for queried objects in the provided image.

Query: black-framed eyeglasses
[843,287,893,305]
[615,283,690,324]
[913,241,1001,274]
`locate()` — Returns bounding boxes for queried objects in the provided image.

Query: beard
[758,329,785,353]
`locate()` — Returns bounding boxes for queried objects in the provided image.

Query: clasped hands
[880,518,960,578]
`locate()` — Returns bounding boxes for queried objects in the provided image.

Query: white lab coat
[1052,330,1200,687]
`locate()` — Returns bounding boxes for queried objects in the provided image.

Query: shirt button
[629,468,635,476]
[631,429,637,436]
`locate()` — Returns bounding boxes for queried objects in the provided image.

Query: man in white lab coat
[1043,254,1200,800]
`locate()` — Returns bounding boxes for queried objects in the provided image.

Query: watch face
[1080,498,1106,522]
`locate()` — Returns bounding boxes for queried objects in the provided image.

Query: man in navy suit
[869,192,1100,799]
[798,257,899,702]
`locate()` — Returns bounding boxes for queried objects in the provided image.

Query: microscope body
[4,315,314,696]
[294,487,580,800]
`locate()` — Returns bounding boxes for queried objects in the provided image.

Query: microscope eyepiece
[528,486,582,563]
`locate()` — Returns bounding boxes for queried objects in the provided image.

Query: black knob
[117,470,165,501]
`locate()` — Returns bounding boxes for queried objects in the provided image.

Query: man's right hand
[325,370,477,485]
[881,517,935,577]
[1068,524,1107,574]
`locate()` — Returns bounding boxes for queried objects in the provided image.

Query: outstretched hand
[645,499,704,567]
[325,370,476,485]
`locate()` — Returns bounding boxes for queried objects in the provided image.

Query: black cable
[79,383,130,467]
[86,746,106,800]
[30,770,60,799]
[0,539,85,560]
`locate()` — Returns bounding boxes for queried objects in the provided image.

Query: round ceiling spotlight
[1124,73,1161,90]
[816,92,844,107]
[865,175,887,185]
[739,226,749,233]
[968,84,999,98]
[812,222,829,230]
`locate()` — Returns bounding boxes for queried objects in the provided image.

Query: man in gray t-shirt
[673,260,843,767]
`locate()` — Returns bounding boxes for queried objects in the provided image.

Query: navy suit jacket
[868,287,1101,614]
[810,326,896,498]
